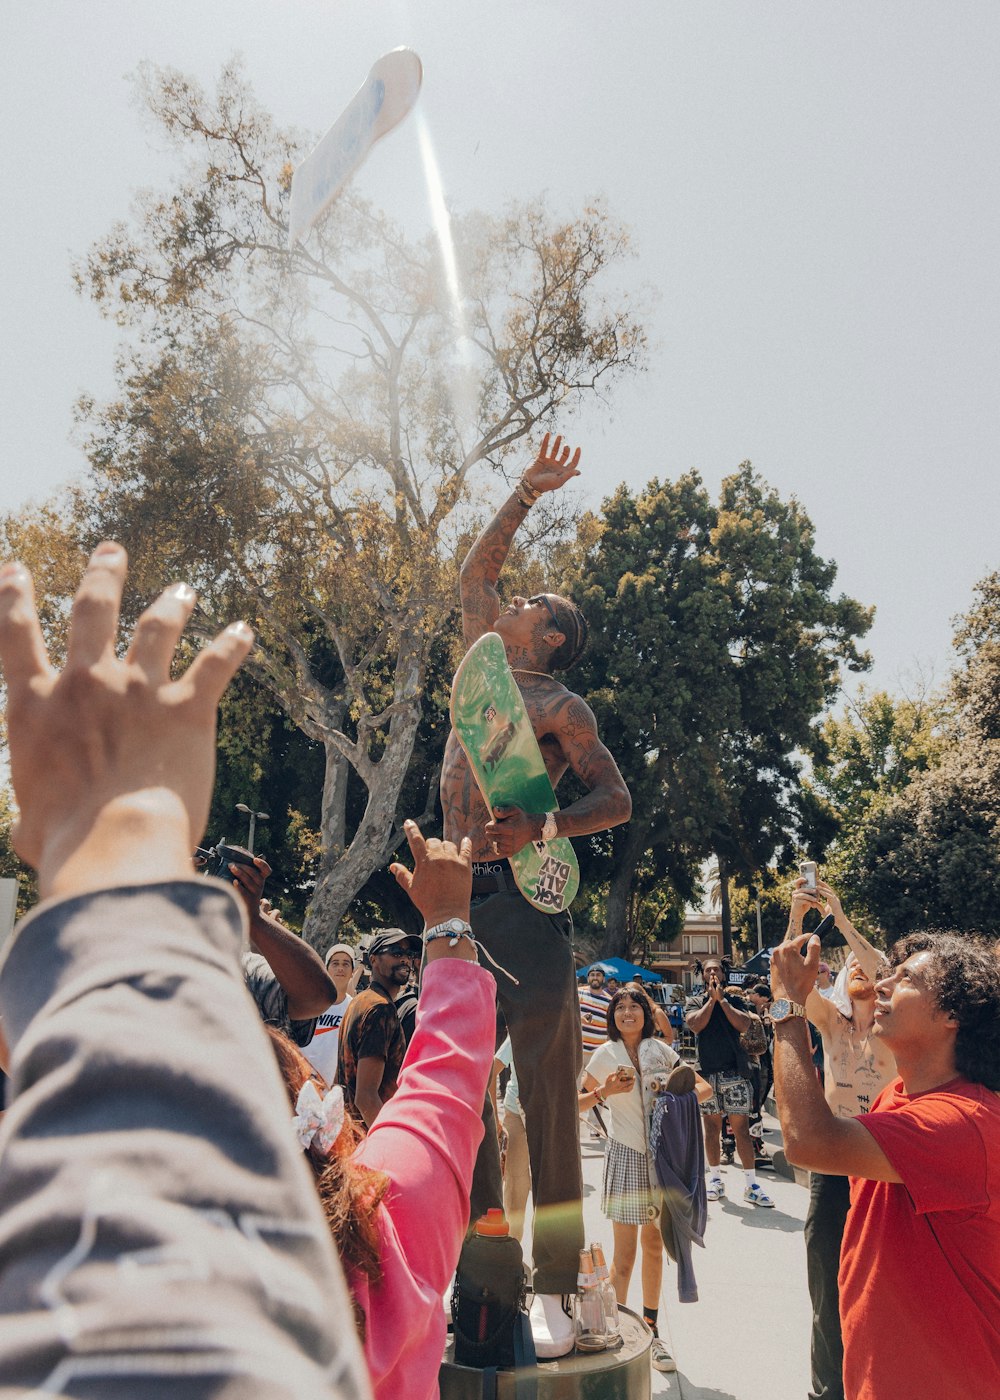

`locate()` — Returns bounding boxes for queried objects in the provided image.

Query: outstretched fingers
[0,561,52,693]
[390,823,473,896]
[65,543,128,671]
[182,621,255,710]
[389,820,424,893]
[127,583,199,684]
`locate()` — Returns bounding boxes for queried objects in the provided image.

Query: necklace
[623,1041,642,1073]
[511,667,551,678]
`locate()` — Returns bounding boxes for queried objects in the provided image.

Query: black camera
[194,841,259,880]
[800,912,846,953]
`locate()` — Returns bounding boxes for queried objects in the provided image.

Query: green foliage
[825,574,1000,938]
[812,687,946,829]
[560,467,872,956]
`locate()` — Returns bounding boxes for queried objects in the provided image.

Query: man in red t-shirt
[770,928,1000,1400]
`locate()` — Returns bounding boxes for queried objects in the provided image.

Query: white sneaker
[744,1182,775,1208]
[650,1336,676,1373]
[529,1292,575,1358]
[706,1176,724,1201]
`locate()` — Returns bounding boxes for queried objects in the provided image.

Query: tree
[831,574,1000,936]
[561,466,872,958]
[72,60,645,941]
[812,685,945,830]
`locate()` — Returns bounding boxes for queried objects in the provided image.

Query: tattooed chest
[440,723,566,841]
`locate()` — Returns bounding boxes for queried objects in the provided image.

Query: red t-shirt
[840,1076,1000,1400]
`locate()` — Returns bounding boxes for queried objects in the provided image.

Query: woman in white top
[579,983,711,1373]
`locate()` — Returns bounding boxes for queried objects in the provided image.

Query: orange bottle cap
[475,1209,510,1237]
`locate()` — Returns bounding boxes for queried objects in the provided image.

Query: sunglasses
[528,594,561,632]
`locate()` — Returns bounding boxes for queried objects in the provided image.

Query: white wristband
[424,918,474,946]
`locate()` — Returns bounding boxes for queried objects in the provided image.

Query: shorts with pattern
[601,1138,660,1225]
[699,1068,753,1117]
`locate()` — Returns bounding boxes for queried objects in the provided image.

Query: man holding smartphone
[770,923,1000,1400]
[786,877,897,1400]
[685,956,773,1207]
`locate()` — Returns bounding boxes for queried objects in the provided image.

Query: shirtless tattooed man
[441,433,631,1357]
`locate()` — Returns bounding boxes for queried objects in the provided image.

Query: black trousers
[804,1171,851,1400]
[467,884,584,1294]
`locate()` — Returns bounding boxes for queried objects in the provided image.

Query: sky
[1,1,998,701]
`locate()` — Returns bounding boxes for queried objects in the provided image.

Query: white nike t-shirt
[302,994,352,1085]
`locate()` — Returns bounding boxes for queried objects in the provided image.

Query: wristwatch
[770,998,807,1024]
[540,810,559,843]
[424,918,473,944]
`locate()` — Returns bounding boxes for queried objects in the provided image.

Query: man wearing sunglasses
[441,433,632,1357]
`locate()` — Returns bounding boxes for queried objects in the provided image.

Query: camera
[194,841,259,880]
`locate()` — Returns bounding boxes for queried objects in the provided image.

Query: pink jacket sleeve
[354,958,495,1294]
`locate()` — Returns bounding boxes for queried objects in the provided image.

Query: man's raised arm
[459,434,580,647]
[814,879,884,984]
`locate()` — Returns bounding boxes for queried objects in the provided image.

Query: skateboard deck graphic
[450,632,580,914]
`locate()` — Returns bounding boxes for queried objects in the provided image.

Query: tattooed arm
[459,434,581,648]
[485,693,631,856]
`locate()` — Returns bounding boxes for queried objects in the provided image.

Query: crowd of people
[0,434,997,1400]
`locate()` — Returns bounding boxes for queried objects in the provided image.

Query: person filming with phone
[785,875,897,1400]
[685,956,774,1208]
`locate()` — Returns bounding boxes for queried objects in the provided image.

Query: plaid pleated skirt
[601,1138,660,1225]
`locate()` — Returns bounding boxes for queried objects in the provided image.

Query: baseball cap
[366,927,422,960]
[324,942,357,967]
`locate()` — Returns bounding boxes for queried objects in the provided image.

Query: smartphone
[799,860,817,892]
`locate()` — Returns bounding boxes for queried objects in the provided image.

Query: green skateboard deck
[450,632,580,914]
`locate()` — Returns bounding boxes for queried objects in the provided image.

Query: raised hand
[229,854,273,923]
[522,433,582,495]
[390,819,473,933]
[0,542,253,900]
[786,880,822,939]
[771,932,821,1006]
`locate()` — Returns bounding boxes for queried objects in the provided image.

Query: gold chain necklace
[511,667,551,678]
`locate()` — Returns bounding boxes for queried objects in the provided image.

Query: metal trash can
[440,1305,652,1400]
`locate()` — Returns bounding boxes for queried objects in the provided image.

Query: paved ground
[526,1116,813,1400]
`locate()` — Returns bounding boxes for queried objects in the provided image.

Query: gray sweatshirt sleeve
[0,880,371,1400]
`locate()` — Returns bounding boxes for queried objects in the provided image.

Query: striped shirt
[579,984,612,1054]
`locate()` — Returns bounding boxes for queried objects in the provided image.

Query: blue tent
[576,956,662,984]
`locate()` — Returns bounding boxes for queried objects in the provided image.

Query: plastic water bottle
[590,1242,620,1340]
[573,1248,608,1352]
[452,1209,525,1368]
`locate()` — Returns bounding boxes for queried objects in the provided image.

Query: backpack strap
[513,1311,538,1400]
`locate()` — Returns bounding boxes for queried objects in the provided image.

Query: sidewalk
[527,1118,813,1400]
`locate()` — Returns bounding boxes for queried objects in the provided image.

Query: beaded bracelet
[423,923,521,986]
[425,924,475,948]
[516,475,541,508]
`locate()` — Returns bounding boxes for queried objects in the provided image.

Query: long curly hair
[265,1028,391,1299]
[888,933,1000,1090]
